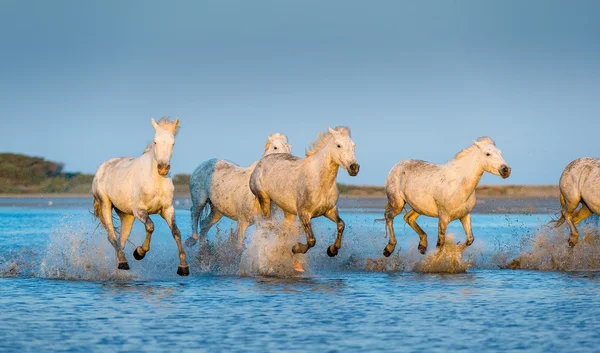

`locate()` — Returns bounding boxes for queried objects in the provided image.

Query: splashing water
[501,225,600,271]
[364,234,473,273]
[240,219,306,277]
[38,215,130,281]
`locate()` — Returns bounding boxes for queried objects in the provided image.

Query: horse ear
[328,127,338,136]
[151,118,159,131]
[473,140,484,149]
[174,118,180,129]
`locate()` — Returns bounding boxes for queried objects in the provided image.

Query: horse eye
[337,144,341,148]
[486,153,491,157]
[153,141,157,144]
[274,147,278,150]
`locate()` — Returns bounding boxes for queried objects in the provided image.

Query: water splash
[364,234,473,273]
[38,215,132,280]
[240,219,306,277]
[501,226,600,271]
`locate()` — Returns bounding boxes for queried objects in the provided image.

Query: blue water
[1,199,599,352]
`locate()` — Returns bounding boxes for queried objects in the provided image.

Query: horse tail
[200,199,213,221]
[549,194,566,228]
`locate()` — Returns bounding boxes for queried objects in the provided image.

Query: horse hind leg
[561,195,583,247]
[293,212,316,254]
[187,192,208,246]
[117,211,135,250]
[404,210,428,254]
[383,200,404,257]
[255,191,272,218]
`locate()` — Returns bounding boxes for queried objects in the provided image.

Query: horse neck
[138,146,160,181]
[448,150,484,195]
[306,143,339,188]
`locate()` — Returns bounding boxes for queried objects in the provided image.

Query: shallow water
[1,199,599,352]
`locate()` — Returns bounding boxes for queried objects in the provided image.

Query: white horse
[92,117,189,276]
[383,137,511,256]
[185,133,292,249]
[554,157,600,246]
[250,127,360,257]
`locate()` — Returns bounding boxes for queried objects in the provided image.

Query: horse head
[328,127,360,176]
[151,117,179,176]
[473,138,511,179]
[264,133,292,156]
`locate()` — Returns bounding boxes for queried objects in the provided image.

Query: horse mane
[264,133,288,154]
[305,126,351,157]
[156,116,180,136]
[453,136,496,160]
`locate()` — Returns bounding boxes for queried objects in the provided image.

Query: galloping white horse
[383,137,511,256]
[250,127,360,257]
[554,157,600,246]
[185,133,292,249]
[92,117,189,276]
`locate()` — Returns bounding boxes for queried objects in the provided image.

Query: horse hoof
[177,266,190,276]
[327,245,338,257]
[466,239,474,246]
[383,248,392,257]
[133,247,146,260]
[118,262,130,270]
[568,239,577,248]
[418,244,427,254]
[184,237,198,247]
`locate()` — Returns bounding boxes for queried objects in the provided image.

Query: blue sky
[1,0,599,185]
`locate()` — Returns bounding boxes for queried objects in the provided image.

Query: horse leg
[460,213,474,246]
[235,219,249,252]
[383,200,404,257]
[437,215,450,250]
[404,210,427,254]
[132,210,154,261]
[293,212,315,254]
[562,196,582,247]
[324,206,344,257]
[99,199,129,270]
[255,191,272,218]
[117,211,135,250]
[187,192,208,246]
[161,206,189,276]
[198,208,223,247]
[573,202,593,226]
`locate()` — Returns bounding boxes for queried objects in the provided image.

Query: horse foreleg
[162,206,190,276]
[117,212,135,249]
[99,200,129,270]
[460,213,474,246]
[404,210,427,254]
[293,213,315,254]
[132,210,153,260]
[324,206,344,257]
[383,202,403,257]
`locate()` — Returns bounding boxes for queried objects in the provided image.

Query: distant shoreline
[0,184,560,200]
[0,189,562,215]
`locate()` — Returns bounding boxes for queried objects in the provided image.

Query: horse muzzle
[158,164,171,176]
[499,165,511,179]
[348,163,360,176]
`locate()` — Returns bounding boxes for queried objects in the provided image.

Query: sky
[1,0,599,185]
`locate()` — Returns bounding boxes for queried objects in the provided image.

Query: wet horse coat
[383,137,511,256]
[92,117,189,276]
